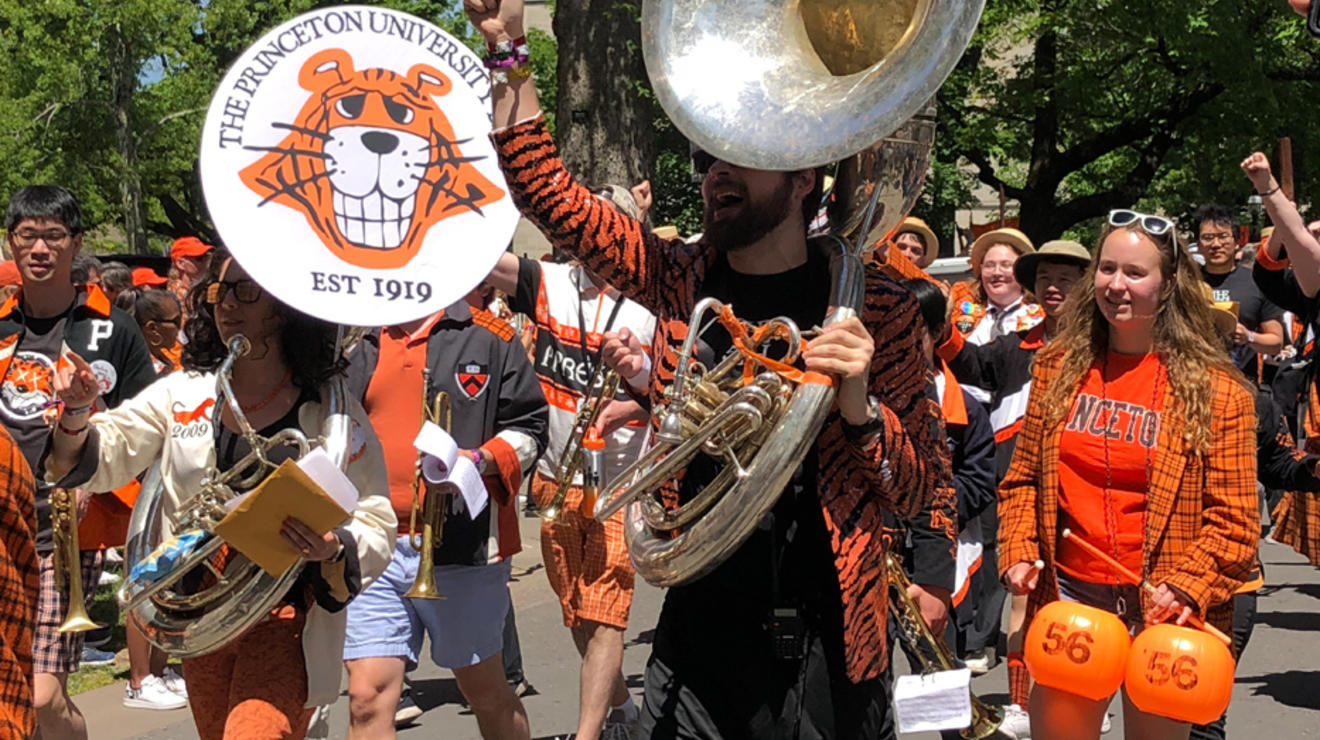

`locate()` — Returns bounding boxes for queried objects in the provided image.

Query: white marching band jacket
[48,370,396,707]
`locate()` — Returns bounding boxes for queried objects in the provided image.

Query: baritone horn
[540,362,619,523]
[591,0,985,587]
[406,370,451,600]
[52,487,100,633]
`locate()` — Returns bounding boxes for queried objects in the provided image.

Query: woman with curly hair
[998,211,1259,740]
[44,251,395,740]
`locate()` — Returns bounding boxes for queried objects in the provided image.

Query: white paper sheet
[414,421,459,482]
[296,447,360,514]
[449,455,488,520]
[893,669,973,734]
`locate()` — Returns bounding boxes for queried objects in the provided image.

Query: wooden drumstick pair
[1060,528,1232,646]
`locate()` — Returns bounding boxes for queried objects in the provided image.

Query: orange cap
[132,267,168,287]
[170,236,213,261]
[0,261,19,286]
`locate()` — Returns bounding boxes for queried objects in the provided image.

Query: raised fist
[1240,151,1275,193]
[464,0,526,44]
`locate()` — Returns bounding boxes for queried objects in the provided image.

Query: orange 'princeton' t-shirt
[1056,351,1164,583]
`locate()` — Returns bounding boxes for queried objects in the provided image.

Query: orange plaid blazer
[998,351,1259,632]
[1271,387,1320,564]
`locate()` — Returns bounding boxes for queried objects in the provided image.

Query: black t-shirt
[1203,264,1284,377]
[653,247,846,720]
[213,389,321,608]
[214,391,312,480]
[0,311,70,550]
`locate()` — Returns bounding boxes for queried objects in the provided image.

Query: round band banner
[200,6,517,325]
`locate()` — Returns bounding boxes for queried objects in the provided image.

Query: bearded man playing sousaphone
[464,1,955,736]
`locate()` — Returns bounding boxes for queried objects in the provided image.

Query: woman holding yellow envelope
[44,252,395,740]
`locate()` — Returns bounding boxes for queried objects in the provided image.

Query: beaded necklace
[1099,352,1162,585]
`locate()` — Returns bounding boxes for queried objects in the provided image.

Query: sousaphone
[594,0,985,587]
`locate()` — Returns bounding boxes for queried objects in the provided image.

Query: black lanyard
[573,270,625,383]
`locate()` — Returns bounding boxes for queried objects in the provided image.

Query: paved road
[83,519,1320,739]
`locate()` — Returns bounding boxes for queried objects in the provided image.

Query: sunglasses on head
[1108,209,1175,237]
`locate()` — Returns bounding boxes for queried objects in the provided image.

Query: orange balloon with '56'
[1125,623,1235,725]
[1024,600,1132,701]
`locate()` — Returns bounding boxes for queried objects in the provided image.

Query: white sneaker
[1101,713,1112,734]
[161,667,187,698]
[998,703,1031,740]
[123,676,187,710]
[963,653,993,676]
[98,570,121,586]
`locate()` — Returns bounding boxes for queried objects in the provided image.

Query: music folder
[214,458,351,576]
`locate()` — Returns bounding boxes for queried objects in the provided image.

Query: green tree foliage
[935,0,1320,244]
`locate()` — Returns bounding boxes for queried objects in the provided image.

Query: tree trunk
[109,25,148,254]
[552,0,655,193]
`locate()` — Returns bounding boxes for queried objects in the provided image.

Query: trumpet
[540,362,619,523]
[886,553,1001,739]
[405,369,451,600]
[51,487,100,634]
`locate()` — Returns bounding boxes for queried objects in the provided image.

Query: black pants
[636,634,894,739]
[965,504,1005,655]
[1188,591,1257,740]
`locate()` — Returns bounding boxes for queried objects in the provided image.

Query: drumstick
[1061,528,1232,646]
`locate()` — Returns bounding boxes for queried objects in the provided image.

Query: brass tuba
[593,0,985,587]
[118,334,355,657]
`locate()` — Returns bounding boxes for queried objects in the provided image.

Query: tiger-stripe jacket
[492,115,954,683]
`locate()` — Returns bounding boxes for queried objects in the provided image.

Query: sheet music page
[893,668,973,734]
[414,421,460,482]
[449,455,488,520]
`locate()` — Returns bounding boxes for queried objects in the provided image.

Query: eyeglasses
[154,315,181,326]
[10,229,72,248]
[1108,209,1175,237]
[206,279,263,305]
[1198,231,1236,245]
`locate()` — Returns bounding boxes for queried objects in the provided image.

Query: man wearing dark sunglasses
[0,185,155,740]
[468,1,952,737]
[1192,204,1285,385]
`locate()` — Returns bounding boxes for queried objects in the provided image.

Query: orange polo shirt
[1056,352,1164,584]
[363,314,444,534]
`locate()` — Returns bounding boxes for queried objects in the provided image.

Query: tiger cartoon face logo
[1,352,56,421]
[239,48,504,270]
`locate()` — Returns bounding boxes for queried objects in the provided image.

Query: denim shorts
[343,537,512,670]
[1056,572,1145,635]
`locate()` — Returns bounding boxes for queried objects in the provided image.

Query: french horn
[594,0,985,587]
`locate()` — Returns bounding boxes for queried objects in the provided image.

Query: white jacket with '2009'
[48,370,396,707]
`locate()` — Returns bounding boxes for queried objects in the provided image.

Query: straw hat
[970,227,1035,274]
[1199,282,1240,337]
[1013,240,1092,290]
[895,217,940,268]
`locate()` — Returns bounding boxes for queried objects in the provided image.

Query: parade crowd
[0,1,1317,740]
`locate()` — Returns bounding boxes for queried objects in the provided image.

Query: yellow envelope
[213,459,350,576]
